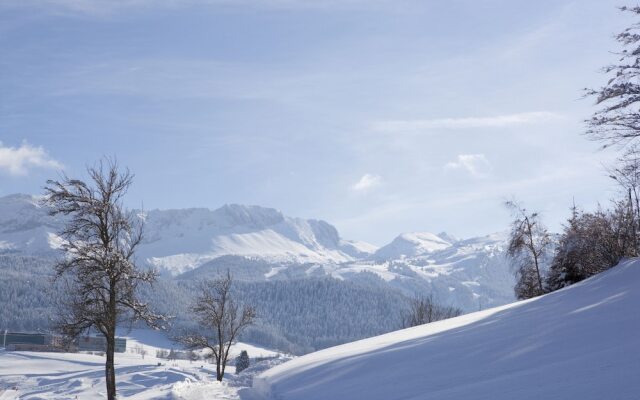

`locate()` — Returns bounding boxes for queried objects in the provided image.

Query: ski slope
[251,259,640,400]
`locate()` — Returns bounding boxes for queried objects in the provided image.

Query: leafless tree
[505,201,552,299]
[176,271,256,381]
[44,159,163,400]
[608,145,640,248]
[133,343,147,359]
[187,350,199,363]
[586,6,640,148]
[400,294,462,328]
[547,202,637,291]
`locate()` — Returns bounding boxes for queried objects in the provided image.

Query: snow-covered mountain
[373,231,454,260]
[328,232,514,310]
[0,194,63,255]
[251,258,640,400]
[138,204,377,275]
[0,194,377,274]
[0,194,515,311]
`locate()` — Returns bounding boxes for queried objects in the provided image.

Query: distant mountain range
[0,194,516,311]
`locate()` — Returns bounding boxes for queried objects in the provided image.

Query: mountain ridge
[0,193,515,311]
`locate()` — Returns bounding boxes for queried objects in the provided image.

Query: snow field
[0,330,286,400]
[250,259,640,400]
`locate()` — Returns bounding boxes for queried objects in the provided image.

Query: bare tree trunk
[634,188,640,252]
[176,272,256,382]
[526,217,544,294]
[106,335,116,400]
[44,159,162,400]
[532,250,543,293]
[216,328,223,381]
[220,355,227,380]
[216,362,222,381]
[630,188,638,254]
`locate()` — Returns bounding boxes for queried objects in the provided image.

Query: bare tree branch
[175,271,256,381]
[43,158,164,400]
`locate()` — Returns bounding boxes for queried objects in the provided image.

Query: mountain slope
[0,194,515,312]
[0,195,378,275]
[0,194,62,255]
[330,232,514,311]
[139,204,378,274]
[373,231,453,260]
[251,259,640,400]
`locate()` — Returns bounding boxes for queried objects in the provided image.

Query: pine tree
[547,204,584,291]
[236,350,250,374]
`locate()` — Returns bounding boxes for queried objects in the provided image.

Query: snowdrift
[249,259,640,400]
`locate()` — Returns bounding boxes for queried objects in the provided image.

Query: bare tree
[176,271,256,381]
[187,350,199,363]
[44,159,162,400]
[400,294,462,328]
[505,201,552,299]
[133,343,147,359]
[586,6,640,148]
[608,145,640,249]
[547,202,637,291]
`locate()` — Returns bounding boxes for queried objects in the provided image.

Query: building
[1,332,61,352]
[1,331,126,353]
[76,336,127,353]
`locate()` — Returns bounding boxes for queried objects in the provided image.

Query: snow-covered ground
[3,261,639,399]
[250,258,640,400]
[0,330,288,400]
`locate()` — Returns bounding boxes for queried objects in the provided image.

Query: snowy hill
[250,259,640,400]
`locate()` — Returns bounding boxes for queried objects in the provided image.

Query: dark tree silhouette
[586,7,640,148]
[44,159,163,400]
[176,271,256,381]
[400,294,462,328]
[505,201,552,299]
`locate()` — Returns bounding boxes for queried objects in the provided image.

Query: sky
[0,0,631,245]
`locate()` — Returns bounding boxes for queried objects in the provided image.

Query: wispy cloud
[352,174,382,192]
[2,0,390,16]
[0,142,63,176]
[372,111,563,133]
[445,154,491,177]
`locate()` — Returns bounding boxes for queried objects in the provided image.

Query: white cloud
[372,111,562,132]
[445,154,491,177]
[0,142,63,176]
[352,174,382,192]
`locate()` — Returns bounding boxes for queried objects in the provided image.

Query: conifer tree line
[507,6,640,299]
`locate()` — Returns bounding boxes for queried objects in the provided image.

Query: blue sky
[0,0,629,245]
